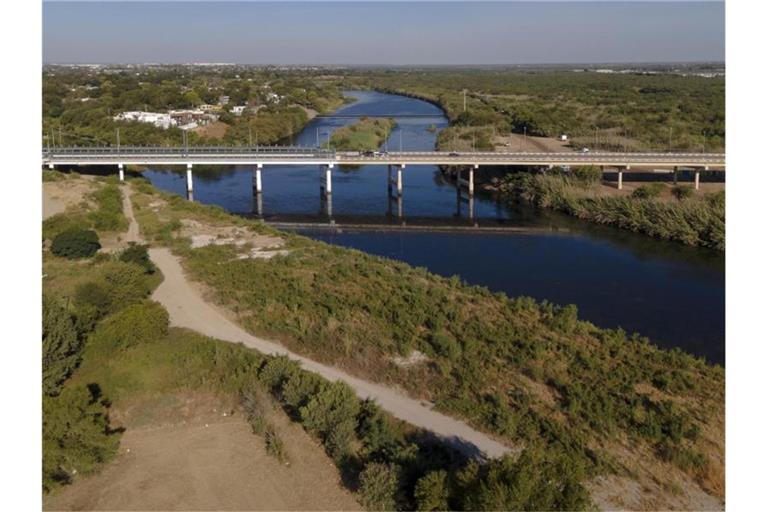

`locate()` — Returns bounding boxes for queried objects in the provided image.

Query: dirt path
[122,186,511,459]
[44,412,361,511]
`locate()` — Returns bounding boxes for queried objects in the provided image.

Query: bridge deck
[43,147,726,169]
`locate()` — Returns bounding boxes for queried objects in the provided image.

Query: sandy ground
[44,404,360,511]
[494,133,574,152]
[193,121,228,140]
[117,185,510,459]
[43,177,96,220]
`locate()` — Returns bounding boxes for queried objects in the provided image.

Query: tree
[414,470,450,511]
[43,296,82,396]
[51,228,101,259]
[358,462,401,511]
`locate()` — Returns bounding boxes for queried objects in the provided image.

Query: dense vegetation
[129,178,725,506]
[499,168,725,250]
[343,67,724,152]
[328,116,396,151]
[43,65,347,147]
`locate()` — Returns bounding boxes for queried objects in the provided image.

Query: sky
[42,1,725,65]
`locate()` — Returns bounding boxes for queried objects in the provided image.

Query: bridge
[43,146,725,216]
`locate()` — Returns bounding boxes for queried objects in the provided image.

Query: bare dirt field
[493,133,574,152]
[43,176,96,220]
[44,394,361,511]
[194,121,229,139]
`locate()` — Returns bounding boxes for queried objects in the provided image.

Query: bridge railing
[43,145,336,157]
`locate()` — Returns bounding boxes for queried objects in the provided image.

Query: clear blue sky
[43,1,725,65]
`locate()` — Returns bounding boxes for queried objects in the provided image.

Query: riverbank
[496,171,725,250]
[126,175,723,510]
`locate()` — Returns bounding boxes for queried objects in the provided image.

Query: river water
[143,91,725,365]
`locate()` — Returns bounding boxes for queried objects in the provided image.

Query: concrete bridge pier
[469,165,476,196]
[673,166,679,185]
[253,191,263,217]
[396,164,404,197]
[320,164,333,198]
[618,166,629,190]
[694,166,708,190]
[252,163,263,195]
[186,163,194,200]
[48,163,54,171]
[118,163,124,182]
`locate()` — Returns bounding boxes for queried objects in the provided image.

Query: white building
[231,105,247,116]
[113,111,175,130]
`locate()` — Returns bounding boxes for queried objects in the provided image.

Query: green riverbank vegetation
[126,176,725,509]
[43,175,593,510]
[328,117,397,151]
[344,66,724,152]
[497,167,725,250]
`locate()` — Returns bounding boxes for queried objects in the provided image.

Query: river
[142,90,725,365]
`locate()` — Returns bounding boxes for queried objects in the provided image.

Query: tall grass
[501,173,725,250]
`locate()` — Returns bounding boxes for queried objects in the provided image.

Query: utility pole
[116,128,120,153]
[523,126,527,151]
[399,129,403,151]
[669,126,672,153]
[594,127,598,150]
[463,89,467,112]
[249,125,252,147]
[59,125,62,147]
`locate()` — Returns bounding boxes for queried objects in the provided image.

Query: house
[559,134,569,141]
[231,105,247,116]
[218,95,230,105]
[113,111,175,130]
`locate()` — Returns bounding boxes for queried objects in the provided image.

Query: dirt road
[44,409,361,511]
[121,186,511,459]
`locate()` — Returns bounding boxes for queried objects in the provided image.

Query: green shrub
[358,462,402,511]
[414,470,450,511]
[51,228,101,259]
[89,184,127,232]
[572,165,602,185]
[632,183,666,199]
[300,381,360,461]
[119,243,156,274]
[99,260,153,309]
[429,331,461,361]
[43,296,83,396]
[42,384,120,492]
[264,424,287,462]
[461,448,592,511]
[357,399,403,459]
[90,300,169,351]
[282,370,324,411]
[672,185,694,200]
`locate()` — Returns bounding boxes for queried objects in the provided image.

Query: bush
[414,470,450,511]
[632,183,666,199]
[119,243,156,274]
[461,448,592,511]
[572,165,602,185]
[672,185,695,200]
[100,260,153,309]
[42,384,120,492]
[299,381,360,461]
[51,228,100,259]
[90,300,169,351]
[358,462,402,511]
[43,296,83,396]
[264,424,287,462]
